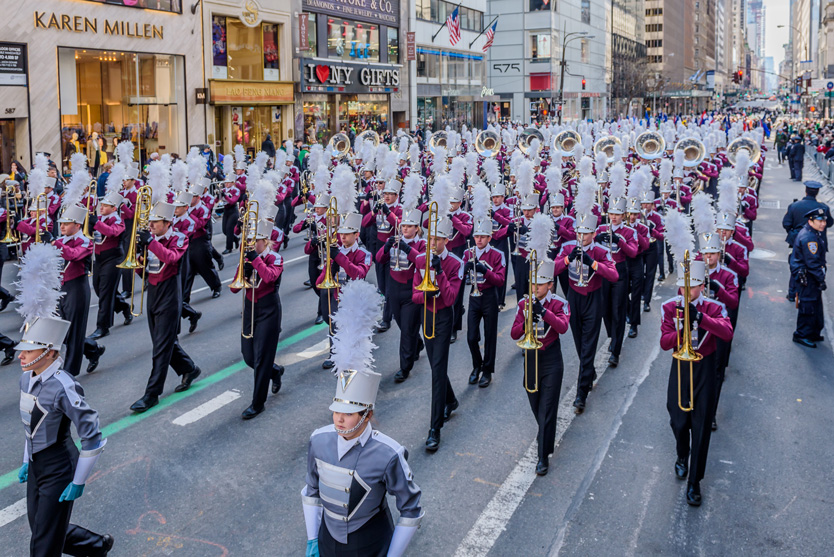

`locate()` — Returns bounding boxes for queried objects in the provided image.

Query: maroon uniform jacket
[411,249,464,312]
[510,292,571,351]
[660,294,733,357]
[316,243,371,293]
[93,213,125,254]
[462,245,506,293]
[553,241,619,295]
[230,250,283,302]
[596,223,639,263]
[140,229,188,285]
[375,237,426,284]
[54,232,92,283]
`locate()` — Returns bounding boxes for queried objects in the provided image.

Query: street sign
[827,81,833,90]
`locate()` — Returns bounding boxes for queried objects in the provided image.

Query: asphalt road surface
[0,150,832,556]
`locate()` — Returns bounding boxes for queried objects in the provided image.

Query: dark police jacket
[787,142,805,161]
[790,223,827,301]
[782,197,833,246]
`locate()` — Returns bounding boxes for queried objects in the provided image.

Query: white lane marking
[279,339,330,366]
[172,389,242,426]
[454,342,611,557]
[0,498,26,528]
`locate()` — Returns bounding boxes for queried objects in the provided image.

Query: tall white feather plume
[626,167,644,199]
[431,146,447,174]
[409,142,421,169]
[247,152,269,184]
[673,150,685,173]
[116,141,134,165]
[471,182,490,223]
[402,173,423,213]
[312,164,330,195]
[691,192,716,236]
[308,144,324,170]
[574,176,597,216]
[330,164,356,213]
[609,162,627,199]
[594,151,608,178]
[170,160,189,193]
[664,209,694,263]
[70,153,87,174]
[734,150,750,182]
[104,163,126,195]
[222,153,235,181]
[545,165,564,195]
[517,160,534,199]
[578,155,594,178]
[527,213,555,260]
[34,152,49,174]
[717,168,738,215]
[274,149,288,174]
[380,148,398,181]
[234,144,246,169]
[61,167,90,210]
[659,158,673,184]
[482,157,500,187]
[284,140,293,155]
[509,150,524,177]
[373,144,389,173]
[331,280,383,374]
[448,156,466,188]
[465,151,479,181]
[431,174,454,219]
[145,160,170,205]
[15,243,64,326]
[28,168,47,199]
[528,138,541,159]
[252,176,277,209]
[186,147,204,184]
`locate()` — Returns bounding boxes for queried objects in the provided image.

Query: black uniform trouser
[205,218,223,264]
[790,159,803,181]
[568,287,604,399]
[490,237,510,305]
[93,247,129,330]
[119,218,133,293]
[667,352,717,484]
[512,254,530,303]
[556,270,570,299]
[27,438,108,557]
[374,246,392,323]
[242,293,282,410]
[626,256,644,327]
[796,291,825,339]
[318,505,393,557]
[388,277,420,373]
[466,287,499,374]
[602,261,628,357]
[426,306,456,431]
[642,242,660,304]
[59,276,98,377]
[222,205,240,252]
[282,196,293,239]
[187,234,221,297]
[525,341,564,461]
[659,240,673,276]
[179,249,199,320]
[319,287,339,356]
[450,244,466,332]
[308,254,322,317]
[145,276,196,397]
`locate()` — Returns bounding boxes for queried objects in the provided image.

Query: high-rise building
[610,0,647,116]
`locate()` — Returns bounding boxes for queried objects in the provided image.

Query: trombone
[116,185,152,317]
[517,249,543,393]
[33,193,47,244]
[318,197,341,334]
[83,179,96,239]
[415,201,440,339]
[468,243,482,298]
[673,250,703,412]
[0,185,19,244]
[230,200,259,338]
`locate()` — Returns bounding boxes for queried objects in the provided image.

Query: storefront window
[228,19,261,80]
[303,95,334,145]
[212,16,227,78]
[387,28,399,63]
[338,95,388,133]
[213,18,282,81]
[231,106,283,155]
[58,48,185,172]
[417,97,437,130]
[327,18,380,63]
[530,33,551,62]
[417,50,440,79]
[303,13,318,56]
[263,23,280,80]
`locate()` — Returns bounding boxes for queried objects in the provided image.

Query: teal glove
[306,539,319,557]
[58,482,85,502]
[18,463,28,484]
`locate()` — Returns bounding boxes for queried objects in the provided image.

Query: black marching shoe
[811,334,825,342]
[628,325,638,338]
[130,394,159,413]
[175,367,201,393]
[478,372,492,388]
[322,359,335,370]
[536,456,549,476]
[675,457,688,480]
[792,334,817,348]
[304,280,312,288]
[375,321,390,333]
[394,369,410,383]
[2,347,15,366]
[450,331,457,344]
[222,249,233,255]
[88,328,109,340]
[643,302,651,313]
[469,367,481,385]
[123,308,133,326]
[102,534,115,555]
[443,399,459,422]
[242,405,264,420]
[86,345,106,373]
[217,259,225,271]
[189,311,202,333]
[211,289,221,299]
[711,419,718,431]
[573,395,586,414]
[608,354,619,367]
[314,315,325,325]
[686,482,702,506]
[425,429,440,452]
[272,365,284,394]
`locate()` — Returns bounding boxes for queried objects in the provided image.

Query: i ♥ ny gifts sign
[301,60,400,93]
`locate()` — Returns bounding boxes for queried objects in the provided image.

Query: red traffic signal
[581,78,586,90]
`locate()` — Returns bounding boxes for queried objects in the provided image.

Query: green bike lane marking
[0,323,326,493]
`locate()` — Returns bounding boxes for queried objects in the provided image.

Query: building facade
[611,0,646,117]
[0,0,202,174]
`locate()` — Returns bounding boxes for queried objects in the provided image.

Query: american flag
[482,21,497,52]
[447,6,461,46]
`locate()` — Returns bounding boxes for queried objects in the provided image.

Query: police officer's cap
[804,207,827,221]
[803,180,823,190]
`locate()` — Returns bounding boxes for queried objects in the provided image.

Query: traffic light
[737,70,743,83]
[581,78,586,90]
[732,71,739,84]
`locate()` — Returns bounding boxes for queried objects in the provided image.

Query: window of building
[388,28,400,63]
[530,72,552,91]
[327,18,380,63]
[529,0,555,11]
[90,0,181,13]
[647,55,663,63]
[646,23,663,32]
[416,0,485,32]
[580,38,589,63]
[417,50,440,79]
[646,39,663,48]
[581,0,591,24]
[212,16,227,77]
[303,13,318,56]
[645,7,663,16]
[530,33,552,61]
[263,23,280,81]
[212,17,283,80]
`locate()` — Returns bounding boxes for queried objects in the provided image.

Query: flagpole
[431,2,463,42]
[468,15,499,48]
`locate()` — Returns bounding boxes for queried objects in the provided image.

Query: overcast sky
[764,0,790,71]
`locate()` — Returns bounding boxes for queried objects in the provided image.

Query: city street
[0,145,831,556]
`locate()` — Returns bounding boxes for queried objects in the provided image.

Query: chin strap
[21,347,52,370]
[334,410,369,436]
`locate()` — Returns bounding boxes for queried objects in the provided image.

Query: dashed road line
[172,389,242,426]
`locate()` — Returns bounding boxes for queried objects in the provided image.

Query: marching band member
[129,201,202,413]
[221,155,242,254]
[510,258,570,475]
[364,179,402,332]
[640,191,664,311]
[171,191,204,333]
[488,183,513,306]
[446,187,473,342]
[231,219,284,419]
[510,194,540,303]
[186,182,223,299]
[116,141,139,297]
[294,193,330,325]
[301,280,423,557]
[625,198,651,338]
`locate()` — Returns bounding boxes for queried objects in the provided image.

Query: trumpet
[230,200,259,338]
[416,202,440,339]
[574,236,590,288]
[517,249,543,393]
[83,180,96,240]
[673,250,703,412]
[0,186,19,244]
[391,223,404,272]
[116,185,152,317]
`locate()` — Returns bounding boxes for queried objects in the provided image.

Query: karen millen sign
[33,11,164,39]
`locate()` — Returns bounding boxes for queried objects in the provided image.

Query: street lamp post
[556,31,591,125]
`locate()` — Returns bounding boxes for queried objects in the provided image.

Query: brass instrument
[726,137,761,167]
[675,137,707,195]
[510,212,524,256]
[0,185,19,244]
[391,222,404,272]
[416,202,440,339]
[428,131,449,153]
[518,127,544,156]
[635,130,666,160]
[673,250,703,412]
[327,133,351,159]
[574,235,589,288]
[82,180,96,240]
[355,129,380,149]
[318,197,340,291]
[553,130,582,158]
[475,129,501,157]
[34,193,47,244]
[230,200,260,338]
[116,185,152,317]
[517,249,543,393]
[393,134,415,155]
[468,244,482,298]
[593,135,622,164]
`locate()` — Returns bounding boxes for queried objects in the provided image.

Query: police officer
[790,208,829,348]
[786,135,805,181]
[782,181,832,300]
